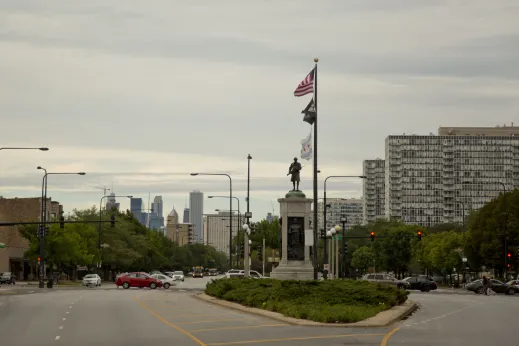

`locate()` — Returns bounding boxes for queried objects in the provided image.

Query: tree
[465,190,519,276]
[351,246,375,271]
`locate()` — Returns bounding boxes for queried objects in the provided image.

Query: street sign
[0,243,6,249]
[268,257,280,263]
[244,212,252,218]
[334,235,342,240]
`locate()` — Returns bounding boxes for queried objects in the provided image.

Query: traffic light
[110,215,116,228]
[240,246,244,258]
[37,257,40,262]
[417,230,423,241]
[370,231,375,242]
[319,229,325,239]
[344,242,348,256]
[60,216,65,229]
[258,246,263,260]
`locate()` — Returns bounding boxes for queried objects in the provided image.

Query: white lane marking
[65,311,70,314]
[59,326,63,330]
[62,318,66,321]
[68,306,72,308]
[55,336,60,340]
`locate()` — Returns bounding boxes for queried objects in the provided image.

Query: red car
[115,272,163,289]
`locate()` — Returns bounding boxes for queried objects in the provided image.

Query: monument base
[285,190,306,198]
[270,261,314,281]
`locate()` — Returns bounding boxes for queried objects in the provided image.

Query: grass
[205,278,409,323]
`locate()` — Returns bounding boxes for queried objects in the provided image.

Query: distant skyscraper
[105,192,120,211]
[183,208,190,223]
[151,196,164,227]
[130,198,145,224]
[189,191,204,243]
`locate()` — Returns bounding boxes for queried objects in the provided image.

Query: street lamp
[327,226,337,278]
[340,216,347,279]
[191,172,233,267]
[322,175,366,279]
[98,195,132,276]
[242,223,252,277]
[463,180,508,276]
[0,147,49,151]
[36,167,86,289]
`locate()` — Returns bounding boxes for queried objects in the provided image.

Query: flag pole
[312,57,319,280]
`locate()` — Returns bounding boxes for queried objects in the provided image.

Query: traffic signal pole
[262,237,265,277]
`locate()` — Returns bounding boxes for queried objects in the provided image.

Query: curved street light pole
[322,175,366,280]
[191,173,233,267]
[0,147,49,151]
[36,167,86,288]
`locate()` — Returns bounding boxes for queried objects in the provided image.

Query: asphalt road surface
[387,291,519,346]
[0,286,517,346]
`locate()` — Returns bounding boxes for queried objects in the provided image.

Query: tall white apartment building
[204,212,241,254]
[385,134,519,227]
[317,198,363,231]
[363,159,386,224]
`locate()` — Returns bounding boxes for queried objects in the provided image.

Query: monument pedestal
[270,191,314,281]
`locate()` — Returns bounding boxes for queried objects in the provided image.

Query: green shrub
[205,278,408,323]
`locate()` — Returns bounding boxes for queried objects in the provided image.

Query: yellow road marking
[133,296,206,346]
[178,318,251,325]
[381,327,400,346]
[190,324,286,333]
[161,312,231,319]
[206,333,386,345]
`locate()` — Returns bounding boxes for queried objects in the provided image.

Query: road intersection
[1,277,517,346]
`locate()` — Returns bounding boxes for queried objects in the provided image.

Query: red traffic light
[417,231,422,236]
[507,253,512,258]
[37,257,41,261]
[370,232,375,236]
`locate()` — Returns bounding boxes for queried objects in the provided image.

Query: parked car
[466,279,517,295]
[402,276,438,292]
[0,272,16,285]
[226,270,265,279]
[150,273,176,289]
[82,274,101,287]
[225,269,242,278]
[115,272,163,289]
[361,273,411,290]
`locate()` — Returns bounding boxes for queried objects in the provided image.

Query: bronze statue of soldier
[287,157,302,191]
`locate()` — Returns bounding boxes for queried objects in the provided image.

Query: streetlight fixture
[327,226,337,278]
[339,216,347,279]
[191,172,233,267]
[322,175,366,279]
[242,223,252,277]
[36,167,86,289]
[0,147,49,151]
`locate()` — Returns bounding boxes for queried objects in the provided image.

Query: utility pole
[262,237,266,276]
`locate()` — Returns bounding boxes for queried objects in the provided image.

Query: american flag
[293,68,315,97]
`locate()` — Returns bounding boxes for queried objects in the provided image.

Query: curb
[194,293,418,328]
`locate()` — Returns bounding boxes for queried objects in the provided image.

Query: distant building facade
[204,211,240,254]
[189,191,204,243]
[363,159,386,224]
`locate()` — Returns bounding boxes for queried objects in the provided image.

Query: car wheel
[476,286,484,294]
[149,282,157,289]
[122,282,130,289]
[506,288,515,295]
[163,283,171,289]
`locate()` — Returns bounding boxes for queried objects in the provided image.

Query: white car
[82,274,101,286]
[171,271,184,282]
[150,274,176,289]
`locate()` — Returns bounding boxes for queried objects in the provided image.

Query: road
[1,280,517,346]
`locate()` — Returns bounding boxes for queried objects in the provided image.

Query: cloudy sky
[1,0,518,221]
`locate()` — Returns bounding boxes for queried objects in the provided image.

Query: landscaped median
[199,278,416,326]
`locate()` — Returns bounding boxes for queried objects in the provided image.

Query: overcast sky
[1,0,518,221]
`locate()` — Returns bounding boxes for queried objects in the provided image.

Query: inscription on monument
[287,217,305,261]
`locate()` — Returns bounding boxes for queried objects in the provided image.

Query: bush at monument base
[205,278,409,323]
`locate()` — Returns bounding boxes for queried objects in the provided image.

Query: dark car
[466,279,517,295]
[403,276,438,292]
[0,272,16,285]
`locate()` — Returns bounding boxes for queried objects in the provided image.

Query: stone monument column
[270,190,314,280]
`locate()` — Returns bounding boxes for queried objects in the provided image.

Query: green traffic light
[0,243,6,249]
